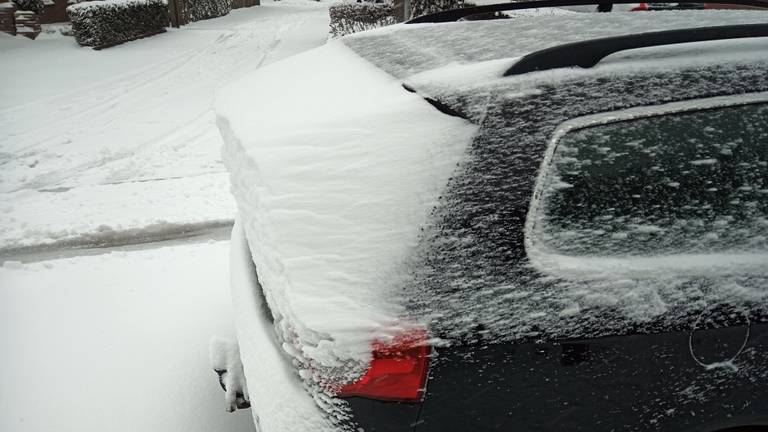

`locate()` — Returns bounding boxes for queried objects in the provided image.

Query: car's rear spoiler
[504,23,768,75]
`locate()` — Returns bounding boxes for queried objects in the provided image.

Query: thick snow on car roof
[343,10,768,79]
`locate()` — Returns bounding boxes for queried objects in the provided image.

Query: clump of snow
[690,158,718,166]
[39,23,74,38]
[2,260,24,269]
[499,6,576,18]
[209,336,250,412]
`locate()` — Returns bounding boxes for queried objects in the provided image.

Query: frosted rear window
[535,103,768,257]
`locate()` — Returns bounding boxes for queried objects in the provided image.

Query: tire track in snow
[1,17,288,192]
[0,43,214,153]
[9,21,280,191]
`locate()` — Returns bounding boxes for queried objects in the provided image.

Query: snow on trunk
[215,40,477,390]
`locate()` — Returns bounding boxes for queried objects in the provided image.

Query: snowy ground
[0,2,330,431]
[0,241,257,432]
[0,0,330,254]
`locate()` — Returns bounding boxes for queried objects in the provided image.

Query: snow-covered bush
[12,0,44,15]
[184,0,231,23]
[67,0,168,48]
[329,1,396,38]
[410,0,467,18]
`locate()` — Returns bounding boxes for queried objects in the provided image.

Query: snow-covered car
[213,1,768,431]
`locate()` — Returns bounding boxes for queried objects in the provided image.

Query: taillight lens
[339,329,430,402]
[631,2,649,10]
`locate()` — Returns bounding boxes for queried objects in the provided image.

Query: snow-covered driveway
[0,1,330,255]
[1,2,330,431]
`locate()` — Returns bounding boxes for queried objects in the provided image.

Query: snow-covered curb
[0,174,236,254]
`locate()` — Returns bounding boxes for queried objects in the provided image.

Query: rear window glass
[533,103,768,257]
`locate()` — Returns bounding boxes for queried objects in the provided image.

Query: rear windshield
[533,103,768,258]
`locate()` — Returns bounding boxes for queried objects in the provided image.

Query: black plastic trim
[402,83,471,120]
[504,23,768,75]
[406,0,768,23]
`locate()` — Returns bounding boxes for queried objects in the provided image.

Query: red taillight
[339,329,430,402]
[631,2,649,10]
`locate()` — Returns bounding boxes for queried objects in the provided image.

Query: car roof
[342,10,768,80]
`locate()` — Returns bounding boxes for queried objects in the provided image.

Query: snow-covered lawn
[1,1,331,430]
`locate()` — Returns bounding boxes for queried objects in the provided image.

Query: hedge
[410,0,467,17]
[184,0,231,23]
[67,0,168,48]
[12,0,44,14]
[329,2,396,38]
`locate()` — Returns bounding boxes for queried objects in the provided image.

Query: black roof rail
[504,23,768,75]
[406,0,768,23]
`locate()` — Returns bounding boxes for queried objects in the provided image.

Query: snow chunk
[209,337,249,413]
[2,260,24,269]
[690,158,718,166]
